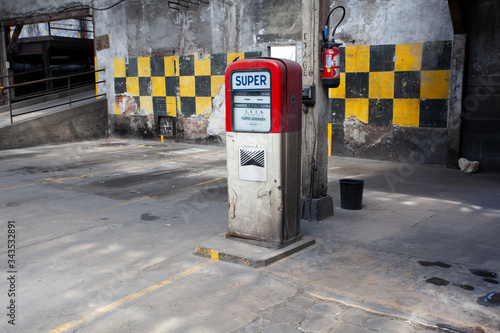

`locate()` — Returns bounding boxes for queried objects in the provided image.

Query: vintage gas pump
[225,58,302,248]
[321,5,345,88]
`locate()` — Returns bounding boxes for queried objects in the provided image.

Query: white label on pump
[238,147,267,182]
[231,70,272,133]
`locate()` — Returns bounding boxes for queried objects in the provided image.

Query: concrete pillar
[300,0,333,221]
[446,34,466,168]
[0,27,9,86]
[0,27,10,105]
[446,0,466,168]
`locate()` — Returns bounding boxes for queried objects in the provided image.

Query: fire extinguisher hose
[324,5,346,43]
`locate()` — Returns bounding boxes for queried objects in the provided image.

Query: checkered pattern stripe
[114,51,262,117]
[329,41,452,128]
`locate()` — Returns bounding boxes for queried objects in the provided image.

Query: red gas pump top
[225,58,302,134]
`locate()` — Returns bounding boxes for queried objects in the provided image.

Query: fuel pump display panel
[231,70,272,133]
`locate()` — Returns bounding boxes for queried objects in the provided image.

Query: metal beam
[7,25,23,55]
[447,0,465,34]
[1,9,91,27]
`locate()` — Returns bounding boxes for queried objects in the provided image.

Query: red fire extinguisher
[321,5,345,88]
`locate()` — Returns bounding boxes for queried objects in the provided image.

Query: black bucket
[339,179,364,210]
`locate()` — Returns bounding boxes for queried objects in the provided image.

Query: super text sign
[232,71,271,90]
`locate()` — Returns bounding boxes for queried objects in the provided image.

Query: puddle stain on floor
[418,260,452,268]
[418,261,500,293]
[426,277,450,286]
[141,213,161,221]
[477,292,500,307]
[469,269,498,279]
[453,283,475,291]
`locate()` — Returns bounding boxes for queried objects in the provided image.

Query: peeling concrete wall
[0,0,83,18]
[95,1,211,137]
[324,0,454,165]
[206,83,226,142]
[239,0,302,49]
[93,0,302,142]
[328,39,454,165]
[2,0,461,166]
[340,117,448,164]
[210,0,302,54]
[332,0,452,46]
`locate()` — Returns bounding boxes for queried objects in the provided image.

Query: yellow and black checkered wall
[329,41,452,128]
[113,51,262,117]
[114,42,451,131]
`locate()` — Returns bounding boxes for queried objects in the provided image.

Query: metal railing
[0,61,92,83]
[1,69,105,124]
[48,18,94,38]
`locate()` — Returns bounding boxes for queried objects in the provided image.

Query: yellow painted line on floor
[45,149,226,183]
[210,249,220,261]
[0,183,36,191]
[49,260,215,333]
[0,144,147,166]
[328,123,332,157]
[165,177,224,196]
[47,177,225,224]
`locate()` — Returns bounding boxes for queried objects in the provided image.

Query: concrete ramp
[0,98,108,150]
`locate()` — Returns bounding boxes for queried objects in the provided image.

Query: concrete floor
[0,139,499,333]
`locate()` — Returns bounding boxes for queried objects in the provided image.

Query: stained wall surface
[459,0,500,172]
[3,0,472,166]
